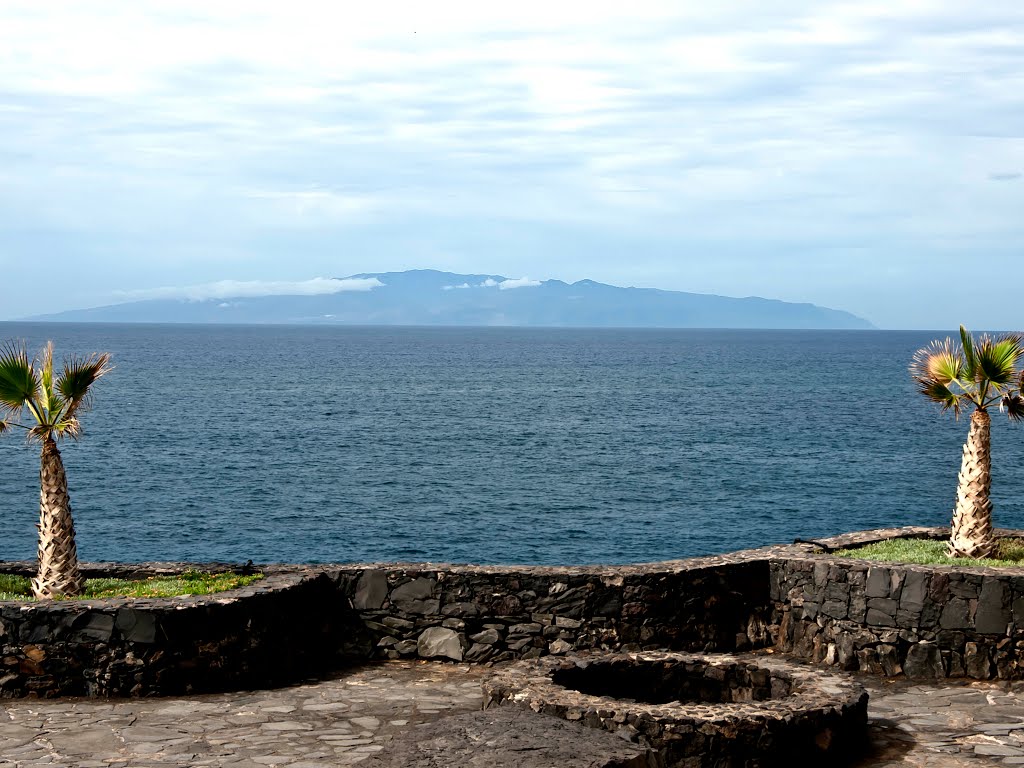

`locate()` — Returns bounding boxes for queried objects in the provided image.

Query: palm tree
[0,341,111,598]
[911,327,1024,558]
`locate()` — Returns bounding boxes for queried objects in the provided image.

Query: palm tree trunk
[31,437,84,598]
[948,409,997,559]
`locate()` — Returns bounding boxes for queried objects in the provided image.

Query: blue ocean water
[0,323,1021,566]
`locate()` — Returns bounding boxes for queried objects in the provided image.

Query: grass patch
[0,570,263,601]
[836,537,1024,567]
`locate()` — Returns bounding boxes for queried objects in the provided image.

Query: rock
[939,598,971,630]
[965,642,992,679]
[464,643,494,662]
[508,623,542,635]
[391,579,440,615]
[904,642,945,679]
[69,612,115,642]
[417,627,463,661]
[114,609,157,644]
[975,580,1010,635]
[441,602,480,618]
[358,707,657,768]
[866,567,890,599]
[865,598,898,627]
[549,639,573,655]
[394,640,419,655]
[469,629,501,645]
[877,644,901,677]
[353,570,389,610]
[899,571,928,614]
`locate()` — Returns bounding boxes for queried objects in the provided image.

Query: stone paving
[1,661,1023,767]
[859,677,1024,767]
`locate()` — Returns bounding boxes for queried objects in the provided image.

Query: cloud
[0,1,1022,328]
[116,277,383,301]
[478,278,499,287]
[442,282,472,290]
[990,172,1022,182]
[499,277,542,290]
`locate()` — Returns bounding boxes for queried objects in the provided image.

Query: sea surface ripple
[1,324,1021,566]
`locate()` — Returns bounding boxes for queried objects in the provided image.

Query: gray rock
[866,597,899,623]
[965,642,992,679]
[508,623,542,635]
[469,629,501,645]
[69,612,115,642]
[866,608,896,627]
[354,570,389,611]
[899,571,928,615]
[417,627,463,661]
[394,640,419,655]
[904,642,945,679]
[358,707,657,768]
[939,598,971,630]
[115,609,157,644]
[464,643,494,662]
[549,639,573,655]
[391,579,440,615]
[441,602,480,618]
[975,580,1010,635]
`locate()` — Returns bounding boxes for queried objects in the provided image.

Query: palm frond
[960,326,978,380]
[54,417,82,440]
[916,379,966,417]
[56,352,112,422]
[37,341,66,422]
[0,419,9,436]
[910,338,964,385]
[0,342,39,417]
[976,334,1024,386]
[1001,393,1024,423]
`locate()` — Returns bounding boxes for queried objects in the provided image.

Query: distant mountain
[29,270,874,329]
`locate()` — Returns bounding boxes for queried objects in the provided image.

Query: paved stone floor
[1,662,1023,767]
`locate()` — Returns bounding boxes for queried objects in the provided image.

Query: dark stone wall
[0,566,365,698]
[329,559,772,664]
[4,527,1024,697]
[769,528,1024,680]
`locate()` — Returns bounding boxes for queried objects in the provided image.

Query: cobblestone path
[859,678,1024,767]
[1,663,1023,767]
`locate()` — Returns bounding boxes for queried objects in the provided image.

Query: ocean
[0,323,1020,566]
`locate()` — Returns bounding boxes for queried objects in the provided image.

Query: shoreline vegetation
[0,571,262,601]
[837,537,1024,568]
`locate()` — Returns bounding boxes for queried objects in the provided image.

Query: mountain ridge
[26,269,874,329]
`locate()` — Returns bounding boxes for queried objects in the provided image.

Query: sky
[0,1,1021,329]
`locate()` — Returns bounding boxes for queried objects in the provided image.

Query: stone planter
[0,563,369,698]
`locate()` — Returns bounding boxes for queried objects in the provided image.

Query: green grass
[0,570,263,601]
[836,537,1024,567]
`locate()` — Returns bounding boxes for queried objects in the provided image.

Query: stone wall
[768,528,1024,680]
[329,558,772,665]
[0,564,362,698]
[4,527,1024,698]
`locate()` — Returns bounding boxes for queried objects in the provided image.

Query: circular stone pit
[483,651,868,768]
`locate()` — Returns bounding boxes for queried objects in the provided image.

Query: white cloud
[499,277,543,290]
[478,278,499,287]
[0,0,1022,328]
[442,283,472,290]
[116,277,383,301]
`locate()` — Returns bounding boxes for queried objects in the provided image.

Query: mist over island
[27,269,873,330]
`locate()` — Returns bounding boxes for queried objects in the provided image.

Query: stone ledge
[483,651,868,767]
